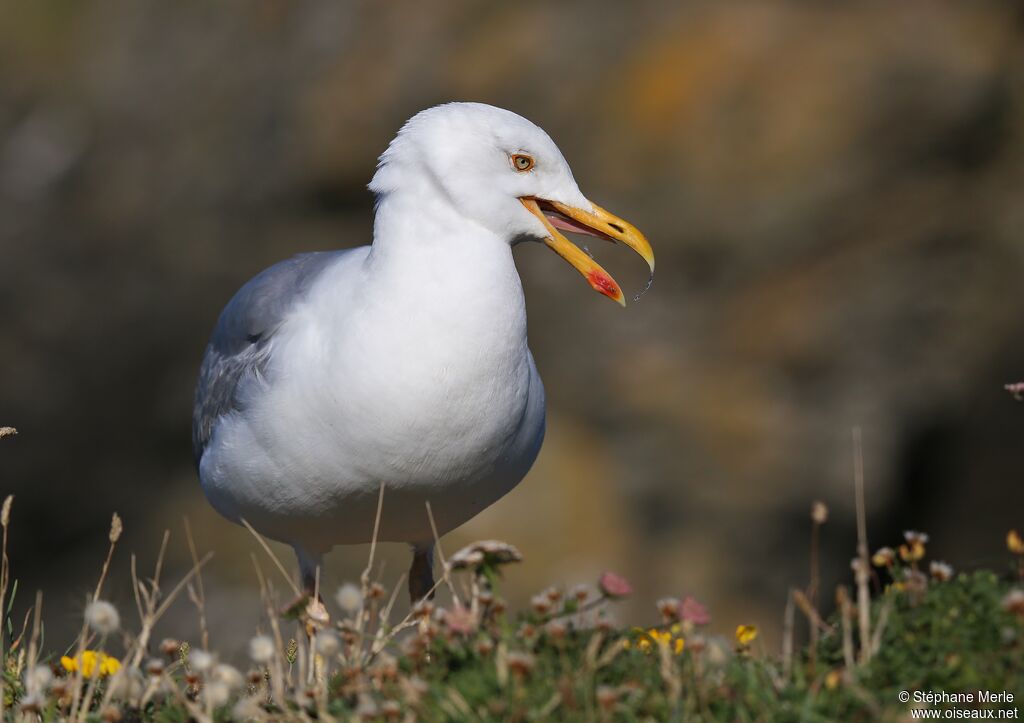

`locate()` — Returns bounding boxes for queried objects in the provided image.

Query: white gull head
[368,102,592,243]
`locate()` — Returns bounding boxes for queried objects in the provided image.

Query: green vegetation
[0,504,1020,722]
[0,427,1021,721]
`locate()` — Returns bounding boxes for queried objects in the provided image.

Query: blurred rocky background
[2,0,1023,654]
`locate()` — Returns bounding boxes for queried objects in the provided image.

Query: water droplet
[632,273,654,303]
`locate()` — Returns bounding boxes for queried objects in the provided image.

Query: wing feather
[191,251,344,468]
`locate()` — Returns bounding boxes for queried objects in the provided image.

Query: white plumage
[192,103,653,600]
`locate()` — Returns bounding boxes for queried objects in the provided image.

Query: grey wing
[191,250,346,469]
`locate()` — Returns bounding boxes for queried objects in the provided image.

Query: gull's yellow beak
[521,197,654,306]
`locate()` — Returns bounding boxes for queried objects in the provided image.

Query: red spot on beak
[587,270,621,300]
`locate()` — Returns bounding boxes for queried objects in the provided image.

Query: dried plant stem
[307,565,322,685]
[251,555,287,706]
[426,501,460,602]
[67,595,92,723]
[241,518,301,598]
[163,669,212,723]
[377,572,407,630]
[781,589,795,681]
[808,516,821,676]
[852,426,872,664]
[362,482,386,587]
[837,586,855,671]
[0,495,12,721]
[353,483,386,660]
[93,512,123,602]
[126,537,213,670]
[25,590,43,675]
[809,518,821,614]
[657,637,682,707]
[184,517,210,651]
[76,633,109,722]
[367,572,447,660]
[869,597,893,656]
[791,589,832,635]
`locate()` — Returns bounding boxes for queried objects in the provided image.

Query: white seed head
[25,665,52,694]
[232,696,266,721]
[189,649,214,673]
[315,630,341,657]
[109,512,123,543]
[929,561,954,582]
[19,694,41,714]
[248,635,275,664]
[1002,589,1024,616]
[335,583,363,614]
[107,668,145,701]
[212,664,244,691]
[85,600,120,635]
[203,681,231,708]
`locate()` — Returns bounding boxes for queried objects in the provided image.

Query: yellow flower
[871,547,896,567]
[648,628,672,646]
[627,628,685,655]
[825,669,842,690]
[100,656,120,676]
[898,541,925,563]
[80,651,98,678]
[735,624,758,647]
[60,651,120,678]
[1008,530,1024,555]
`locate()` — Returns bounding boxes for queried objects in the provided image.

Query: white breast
[200,217,546,552]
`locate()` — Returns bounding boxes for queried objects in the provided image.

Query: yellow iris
[61,650,121,678]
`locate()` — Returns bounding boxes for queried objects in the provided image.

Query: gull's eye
[511,154,535,172]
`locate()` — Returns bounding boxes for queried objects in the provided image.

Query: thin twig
[852,426,872,664]
[93,512,123,602]
[837,586,855,671]
[251,555,287,706]
[362,482,386,586]
[426,501,460,601]
[25,590,43,670]
[183,517,210,651]
[791,589,833,635]
[241,518,301,598]
[781,589,795,681]
[353,483,386,661]
[0,495,12,721]
[869,597,893,656]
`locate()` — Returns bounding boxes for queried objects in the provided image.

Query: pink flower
[444,606,478,636]
[680,596,710,625]
[598,572,632,598]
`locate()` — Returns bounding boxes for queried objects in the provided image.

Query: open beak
[520,197,654,306]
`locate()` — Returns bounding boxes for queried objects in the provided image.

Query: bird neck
[364,190,528,339]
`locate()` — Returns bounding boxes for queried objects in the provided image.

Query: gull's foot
[281,592,331,633]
